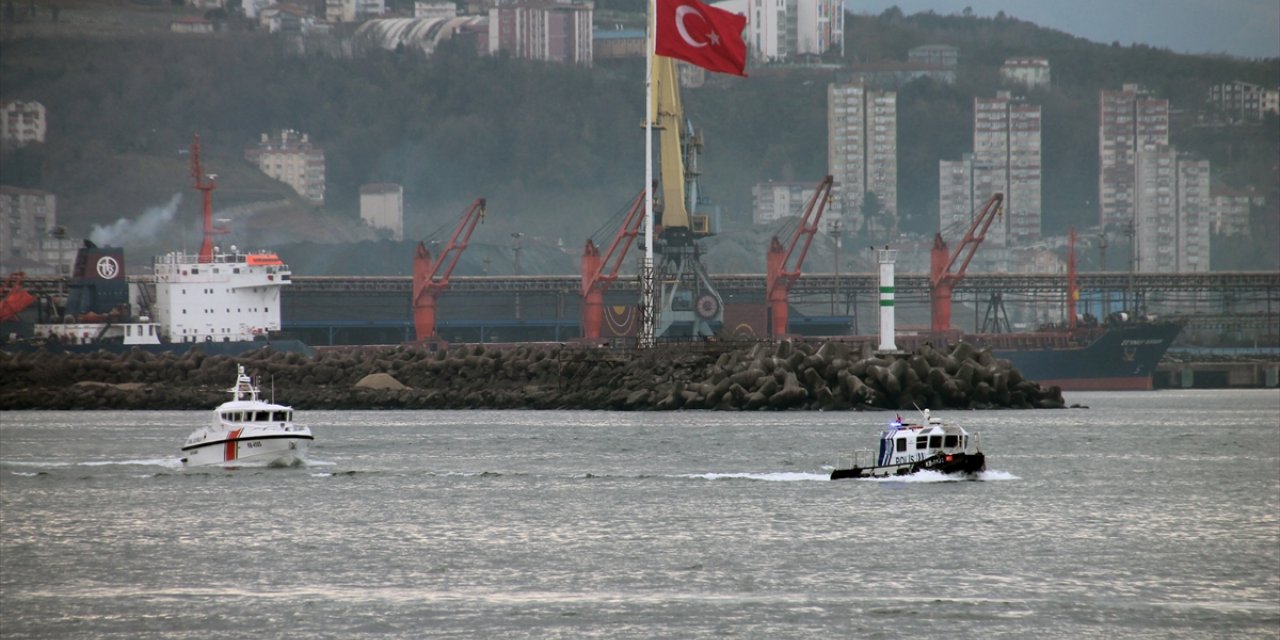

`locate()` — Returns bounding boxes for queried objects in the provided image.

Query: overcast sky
[848,0,1280,59]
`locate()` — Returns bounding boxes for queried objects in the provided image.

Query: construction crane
[412,198,486,343]
[765,175,835,338]
[646,54,723,339]
[580,190,646,341]
[929,192,1004,333]
[0,271,36,324]
[189,134,227,264]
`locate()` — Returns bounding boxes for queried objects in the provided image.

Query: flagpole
[640,0,657,349]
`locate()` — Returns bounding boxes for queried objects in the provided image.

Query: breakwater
[0,340,1065,411]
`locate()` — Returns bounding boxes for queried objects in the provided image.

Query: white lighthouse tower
[876,247,899,352]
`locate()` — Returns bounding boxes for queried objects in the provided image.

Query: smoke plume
[89,193,184,246]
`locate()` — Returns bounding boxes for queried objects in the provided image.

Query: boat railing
[836,448,876,471]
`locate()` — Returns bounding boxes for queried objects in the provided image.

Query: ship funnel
[877,247,898,352]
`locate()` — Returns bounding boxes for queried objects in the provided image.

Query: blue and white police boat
[181,364,314,467]
[830,409,985,480]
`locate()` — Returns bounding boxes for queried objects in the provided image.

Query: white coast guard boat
[181,364,313,467]
[830,409,984,480]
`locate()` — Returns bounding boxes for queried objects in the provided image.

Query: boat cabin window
[916,436,928,450]
[944,435,959,448]
[255,411,269,421]
[272,411,288,422]
[896,437,907,452]
[929,435,943,448]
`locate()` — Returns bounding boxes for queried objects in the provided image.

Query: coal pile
[0,340,1065,411]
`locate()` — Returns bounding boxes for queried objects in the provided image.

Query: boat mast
[640,0,656,349]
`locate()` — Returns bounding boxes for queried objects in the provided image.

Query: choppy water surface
[2,390,1278,639]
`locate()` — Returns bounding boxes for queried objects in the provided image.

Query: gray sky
[848,0,1280,59]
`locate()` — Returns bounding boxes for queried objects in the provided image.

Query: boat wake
[2,458,186,472]
[679,471,831,482]
[857,469,1019,483]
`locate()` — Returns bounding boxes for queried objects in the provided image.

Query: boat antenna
[271,374,275,404]
[913,402,927,420]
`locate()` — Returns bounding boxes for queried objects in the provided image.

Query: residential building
[1099,83,1169,232]
[488,1,593,66]
[968,91,1042,247]
[1000,57,1049,89]
[726,0,841,62]
[827,81,897,236]
[1207,80,1280,122]
[0,187,56,268]
[937,154,1007,272]
[415,1,458,20]
[1208,187,1264,236]
[360,183,404,241]
[593,28,645,59]
[907,44,958,68]
[1133,146,1211,273]
[751,181,819,225]
[0,101,47,149]
[244,130,326,206]
[326,0,385,23]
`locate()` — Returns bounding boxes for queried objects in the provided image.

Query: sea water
[1,389,1277,639]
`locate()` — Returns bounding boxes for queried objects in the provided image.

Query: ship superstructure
[153,246,291,344]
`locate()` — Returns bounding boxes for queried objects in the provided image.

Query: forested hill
[1,5,1276,271]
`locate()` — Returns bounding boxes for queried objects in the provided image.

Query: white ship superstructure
[153,245,291,344]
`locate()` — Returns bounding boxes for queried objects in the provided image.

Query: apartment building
[1133,146,1211,273]
[1207,80,1280,122]
[0,101,47,149]
[326,0,386,23]
[751,181,819,225]
[0,187,56,268]
[244,130,326,206]
[488,1,593,66]
[969,91,1042,247]
[1000,57,1050,89]
[1099,83,1170,232]
[723,0,841,62]
[827,81,897,236]
[360,183,404,241]
[1208,187,1265,236]
[907,44,958,68]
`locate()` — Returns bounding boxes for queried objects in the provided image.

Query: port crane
[765,175,835,338]
[580,190,646,341]
[412,198,486,342]
[645,54,723,339]
[929,192,1003,333]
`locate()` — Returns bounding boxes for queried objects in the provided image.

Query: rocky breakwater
[0,340,1064,411]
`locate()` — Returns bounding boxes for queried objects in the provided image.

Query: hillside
[1,3,1277,275]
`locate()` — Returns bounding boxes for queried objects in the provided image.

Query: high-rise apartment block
[359,183,404,241]
[0,101,47,149]
[967,91,1041,246]
[1134,146,1210,272]
[735,0,842,62]
[0,186,56,267]
[244,130,326,206]
[751,181,820,225]
[827,81,897,235]
[488,1,593,66]
[1099,83,1169,232]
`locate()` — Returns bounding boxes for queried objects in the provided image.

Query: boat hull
[182,432,313,467]
[830,451,985,480]
[985,322,1183,391]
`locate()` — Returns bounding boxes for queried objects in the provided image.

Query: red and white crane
[929,192,1004,334]
[580,190,646,341]
[765,175,834,338]
[189,134,227,264]
[412,198,486,342]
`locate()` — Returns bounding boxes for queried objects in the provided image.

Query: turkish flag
[654,0,748,77]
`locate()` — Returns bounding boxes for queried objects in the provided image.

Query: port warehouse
[16,270,1279,347]
[280,271,1277,345]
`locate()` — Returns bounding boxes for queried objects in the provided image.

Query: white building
[1134,146,1210,273]
[360,183,404,241]
[827,81,897,236]
[971,91,1041,246]
[1099,83,1169,232]
[0,186,56,268]
[1000,57,1050,89]
[0,101,47,149]
[716,0,841,63]
[244,130,326,206]
[751,181,819,225]
[326,0,386,23]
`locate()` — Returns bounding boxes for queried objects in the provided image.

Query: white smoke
[89,193,184,246]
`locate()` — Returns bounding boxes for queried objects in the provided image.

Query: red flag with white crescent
[654,0,748,77]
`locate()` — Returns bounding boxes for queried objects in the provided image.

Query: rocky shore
[0,339,1065,411]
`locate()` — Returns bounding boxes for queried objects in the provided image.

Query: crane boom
[929,192,1003,333]
[413,198,487,342]
[580,190,646,341]
[765,175,835,337]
